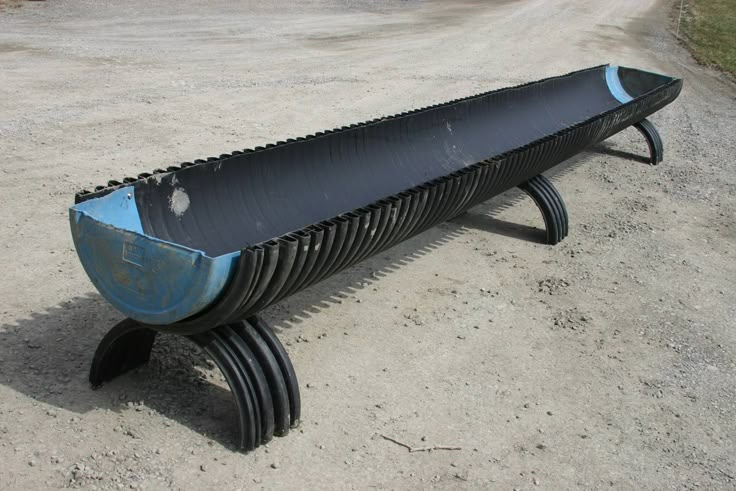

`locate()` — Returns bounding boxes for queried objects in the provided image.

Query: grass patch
[680,0,736,77]
[0,0,45,12]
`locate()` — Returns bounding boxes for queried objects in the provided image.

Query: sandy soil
[1,0,735,489]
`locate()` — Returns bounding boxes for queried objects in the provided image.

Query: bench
[70,64,682,450]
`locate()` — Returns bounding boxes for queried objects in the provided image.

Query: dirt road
[1,0,734,488]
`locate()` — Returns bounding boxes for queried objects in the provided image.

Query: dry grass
[681,0,736,77]
[0,0,45,11]
[0,0,23,9]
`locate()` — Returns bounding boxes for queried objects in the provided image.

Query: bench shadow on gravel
[0,139,644,450]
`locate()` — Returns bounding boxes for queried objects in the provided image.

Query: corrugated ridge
[146,79,681,334]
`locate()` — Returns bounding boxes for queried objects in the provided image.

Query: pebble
[271,462,280,469]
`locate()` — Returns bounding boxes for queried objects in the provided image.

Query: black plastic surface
[90,317,300,452]
[518,175,569,245]
[79,65,681,334]
[633,118,664,165]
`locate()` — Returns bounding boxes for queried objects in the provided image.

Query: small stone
[533,477,540,485]
[271,462,280,469]
[200,464,207,472]
[546,411,553,416]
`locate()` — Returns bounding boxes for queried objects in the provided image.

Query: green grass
[681,0,736,77]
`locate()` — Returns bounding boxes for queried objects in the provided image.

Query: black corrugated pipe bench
[69,65,682,451]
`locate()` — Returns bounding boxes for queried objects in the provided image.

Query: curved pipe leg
[189,326,265,450]
[190,319,300,448]
[89,316,299,452]
[89,318,157,388]
[633,118,663,165]
[246,316,301,430]
[517,175,569,245]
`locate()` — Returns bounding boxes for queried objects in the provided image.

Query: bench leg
[633,118,664,165]
[89,318,157,388]
[89,316,300,452]
[517,174,569,245]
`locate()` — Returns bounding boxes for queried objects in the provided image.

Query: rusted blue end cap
[70,187,236,325]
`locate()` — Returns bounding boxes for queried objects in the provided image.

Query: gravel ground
[1,0,735,489]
